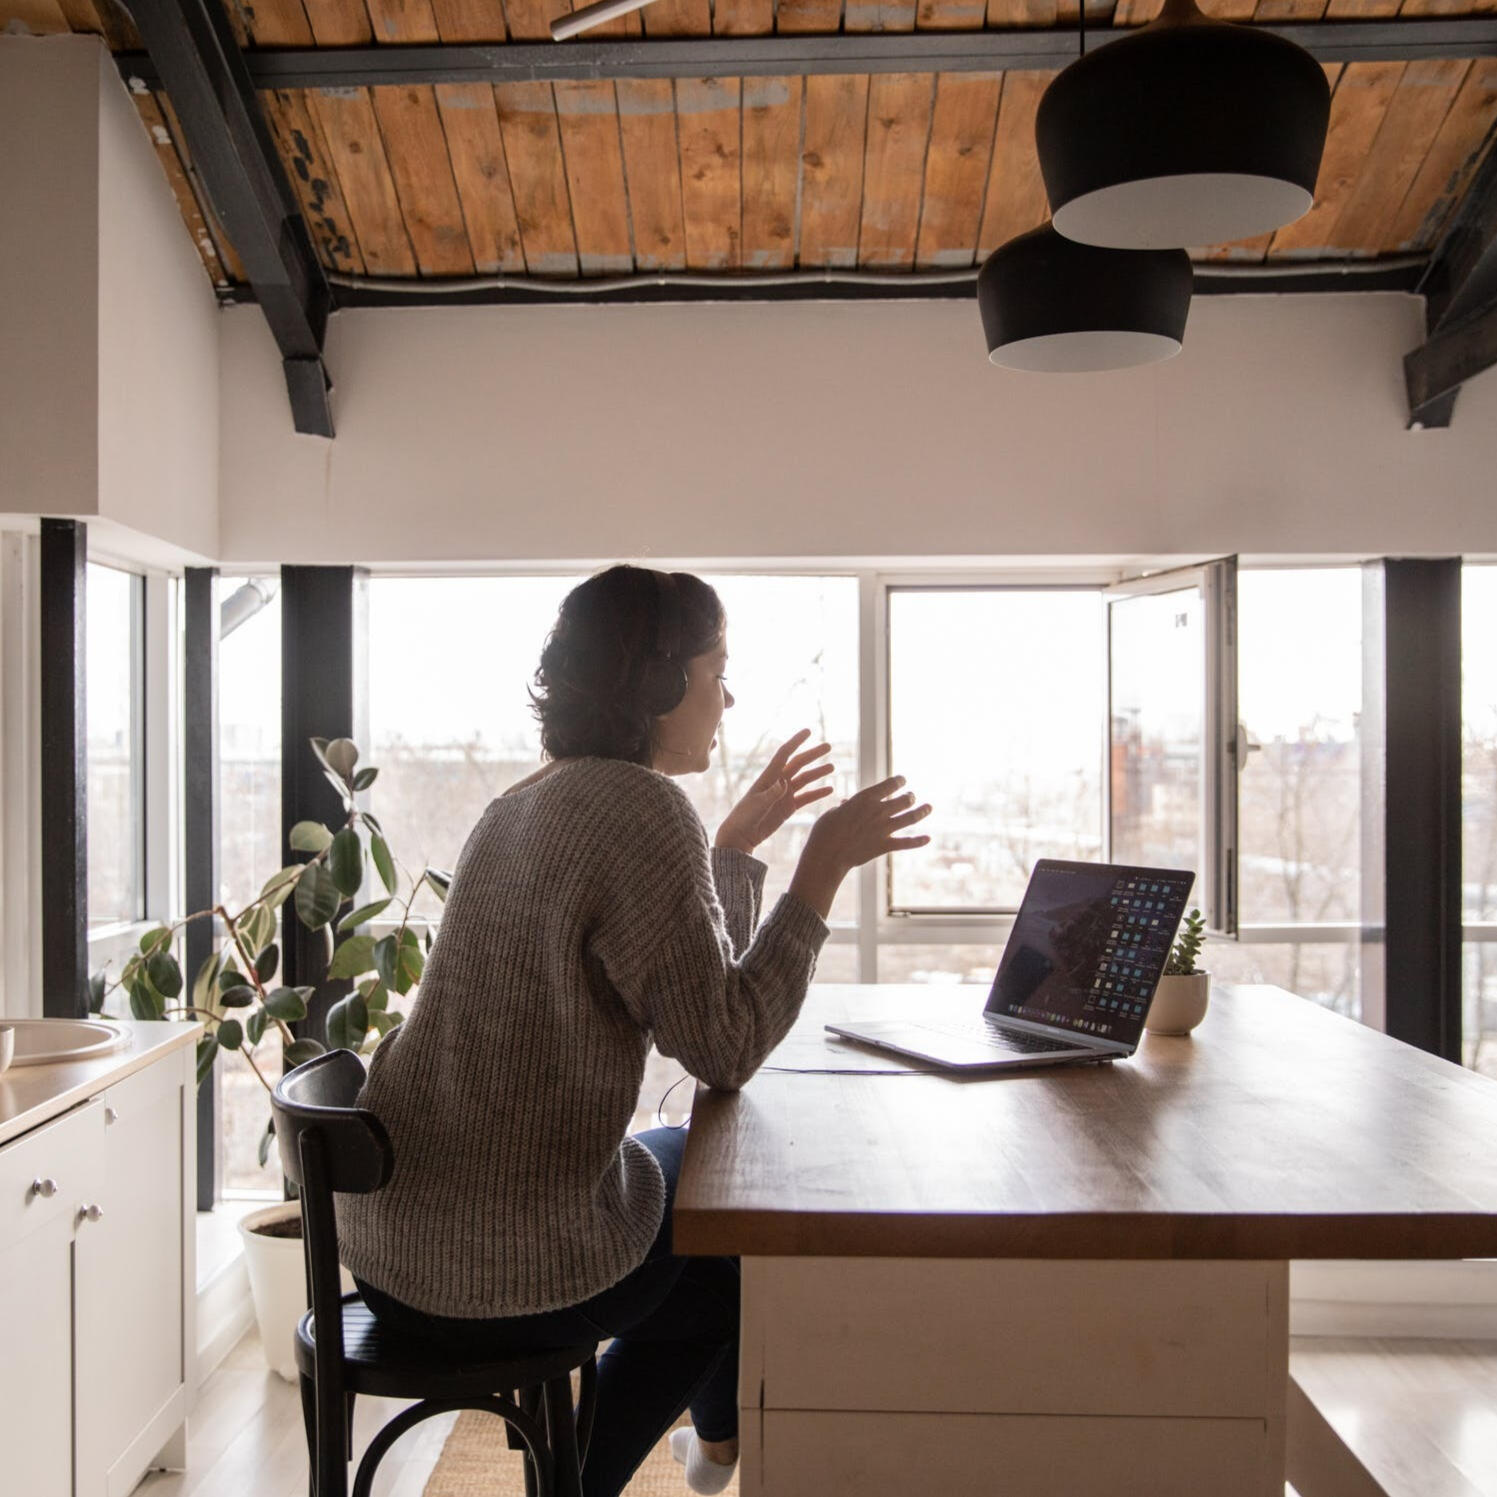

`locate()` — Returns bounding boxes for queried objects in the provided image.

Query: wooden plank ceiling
[7,0,1497,290]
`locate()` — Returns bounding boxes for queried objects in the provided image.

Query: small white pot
[1145,973,1210,1036]
[238,1203,307,1382]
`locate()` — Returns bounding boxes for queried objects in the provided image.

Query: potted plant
[92,737,448,1378]
[1145,908,1210,1036]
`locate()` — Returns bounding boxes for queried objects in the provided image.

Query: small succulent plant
[1164,908,1206,977]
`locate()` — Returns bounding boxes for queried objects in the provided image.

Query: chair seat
[295,1293,596,1401]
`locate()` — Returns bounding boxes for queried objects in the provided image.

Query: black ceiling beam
[120,0,335,436]
[1405,298,1497,426]
[1403,128,1497,427]
[114,16,1497,89]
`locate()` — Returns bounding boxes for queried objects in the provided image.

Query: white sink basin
[1,1019,130,1067]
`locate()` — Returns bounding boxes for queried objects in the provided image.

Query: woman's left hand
[715,729,836,857]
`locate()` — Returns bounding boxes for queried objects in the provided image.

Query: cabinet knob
[105,1106,120,1126]
[30,1177,59,1200]
[77,1203,105,1224]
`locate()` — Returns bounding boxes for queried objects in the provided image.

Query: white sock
[669,1426,736,1495]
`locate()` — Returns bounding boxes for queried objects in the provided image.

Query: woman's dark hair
[531,566,725,766]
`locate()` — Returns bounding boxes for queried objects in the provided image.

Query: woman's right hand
[789,776,932,920]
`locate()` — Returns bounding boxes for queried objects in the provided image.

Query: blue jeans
[355,1127,739,1497]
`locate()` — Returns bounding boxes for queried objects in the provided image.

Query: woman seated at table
[338,565,930,1497]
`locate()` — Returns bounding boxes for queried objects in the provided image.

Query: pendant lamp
[1035,0,1330,250]
[978,224,1192,373]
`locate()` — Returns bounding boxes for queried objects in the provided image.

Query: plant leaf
[195,1035,219,1086]
[263,986,309,1022]
[325,738,359,784]
[129,981,162,1021]
[360,979,389,1012]
[338,898,392,933]
[88,970,107,1014]
[257,1116,276,1169]
[373,934,399,990]
[371,834,396,895]
[261,866,302,909]
[427,869,452,903]
[329,827,364,898]
[284,1037,327,1067]
[146,951,183,999]
[191,952,223,1011]
[352,766,378,792]
[295,862,341,931]
[394,928,424,992]
[254,943,279,984]
[218,964,243,993]
[219,985,256,1008]
[368,1008,400,1037]
[246,1009,267,1047]
[327,934,376,981]
[289,820,333,854]
[238,904,277,961]
[139,926,173,956]
[217,1017,244,1051]
[362,811,384,838]
[326,993,368,1052]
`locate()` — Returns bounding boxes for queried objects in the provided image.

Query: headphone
[641,570,690,716]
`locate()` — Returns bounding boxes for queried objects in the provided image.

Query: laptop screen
[985,860,1195,1047]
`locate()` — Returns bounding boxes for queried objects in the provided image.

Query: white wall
[95,45,219,560]
[0,38,101,520]
[219,292,1497,566]
[0,35,218,563]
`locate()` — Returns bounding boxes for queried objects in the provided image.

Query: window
[218,578,281,915]
[1464,564,1497,1075]
[676,575,860,927]
[368,576,583,920]
[217,577,283,1195]
[1231,567,1364,1019]
[86,563,144,929]
[888,589,1103,914]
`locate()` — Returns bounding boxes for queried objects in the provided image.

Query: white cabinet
[0,1041,194,1497]
[0,1101,102,1497]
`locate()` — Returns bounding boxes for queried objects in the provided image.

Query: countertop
[0,1020,200,1148]
[675,984,1497,1261]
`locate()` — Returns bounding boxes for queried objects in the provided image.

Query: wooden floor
[136,1331,1497,1497]
[1291,1338,1497,1497]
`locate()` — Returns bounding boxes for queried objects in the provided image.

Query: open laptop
[825,859,1195,1071]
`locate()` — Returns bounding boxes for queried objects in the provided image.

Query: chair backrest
[272,1048,393,1195]
[271,1050,395,1410]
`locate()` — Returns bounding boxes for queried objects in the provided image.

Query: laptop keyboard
[918,1019,1083,1056]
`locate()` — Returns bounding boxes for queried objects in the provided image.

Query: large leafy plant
[92,737,447,1164]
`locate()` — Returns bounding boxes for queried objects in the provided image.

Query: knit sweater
[336,755,829,1318]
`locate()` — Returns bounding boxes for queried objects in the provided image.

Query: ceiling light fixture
[1035,0,1330,250]
[977,224,1193,373]
[550,0,658,41]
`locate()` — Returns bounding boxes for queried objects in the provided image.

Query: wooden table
[674,985,1497,1497]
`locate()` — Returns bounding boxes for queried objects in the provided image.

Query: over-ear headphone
[641,570,690,715]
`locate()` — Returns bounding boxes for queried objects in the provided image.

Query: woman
[339,565,931,1496]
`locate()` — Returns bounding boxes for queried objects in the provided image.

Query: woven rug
[422,1410,739,1496]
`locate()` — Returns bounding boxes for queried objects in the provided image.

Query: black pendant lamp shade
[978,224,1193,373]
[1035,0,1330,250]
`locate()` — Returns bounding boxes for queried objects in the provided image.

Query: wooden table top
[673,985,1497,1261]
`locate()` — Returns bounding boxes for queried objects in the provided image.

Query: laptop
[825,859,1195,1071]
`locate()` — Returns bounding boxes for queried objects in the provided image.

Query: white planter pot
[238,1203,307,1382]
[1145,973,1211,1036]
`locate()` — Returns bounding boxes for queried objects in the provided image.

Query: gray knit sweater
[336,756,829,1318]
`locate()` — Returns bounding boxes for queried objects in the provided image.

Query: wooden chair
[271,1050,598,1497]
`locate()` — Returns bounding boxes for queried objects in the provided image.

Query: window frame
[84,563,180,992]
